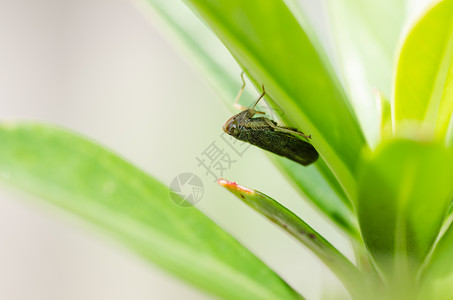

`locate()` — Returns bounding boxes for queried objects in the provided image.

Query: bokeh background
[0,0,395,299]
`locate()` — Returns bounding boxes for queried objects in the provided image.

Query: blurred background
[0,0,362,299]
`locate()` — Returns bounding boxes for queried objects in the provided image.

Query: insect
[223,74,318,166]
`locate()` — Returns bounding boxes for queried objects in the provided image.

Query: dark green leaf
[219,179,367,299]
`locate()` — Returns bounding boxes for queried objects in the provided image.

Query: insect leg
[249,84,266,115]
[233,73,265,115]
[233,72,249,111]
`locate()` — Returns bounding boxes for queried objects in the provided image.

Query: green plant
[2,0,453,299]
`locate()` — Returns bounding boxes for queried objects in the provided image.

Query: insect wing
[244,127,318,166]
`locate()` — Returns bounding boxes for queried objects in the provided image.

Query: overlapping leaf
[182,0,366,200]
[141,0,360,238]
[357,138,453,278]
[219,179,365,299]
[419,219,453,299]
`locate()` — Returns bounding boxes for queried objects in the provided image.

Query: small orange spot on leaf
[217,178,254,194]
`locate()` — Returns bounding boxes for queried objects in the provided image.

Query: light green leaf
[182,0,367,200]
[218,179,367,299]
[0,122,304,300]
[375,89,393,139]
[357,138,453,279]
[326,0,406,144]
[418,219,453,299]
[393,0,453,137]
[139,0,360,239]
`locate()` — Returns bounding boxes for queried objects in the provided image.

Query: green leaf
[218,179,367,299]
[375,89,393,139]
[272,156,360,241]
[418,219,453,299]
[0,122,304,300]
[182,0,366,200]
[357,138,453,279]
[139,0,360,239]
[326,0,406,144]
[393,0,453,137]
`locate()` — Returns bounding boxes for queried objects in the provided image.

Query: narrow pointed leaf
[393,0,453,136]
[218,179,366,299]
[357,138,453,277]
[272,156,360,241]
[0,122,304,300]
[183,0,366,200]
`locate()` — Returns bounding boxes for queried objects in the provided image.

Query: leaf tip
[217,178,254,194]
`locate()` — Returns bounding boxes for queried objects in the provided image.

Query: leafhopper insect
[223,74,318,166]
